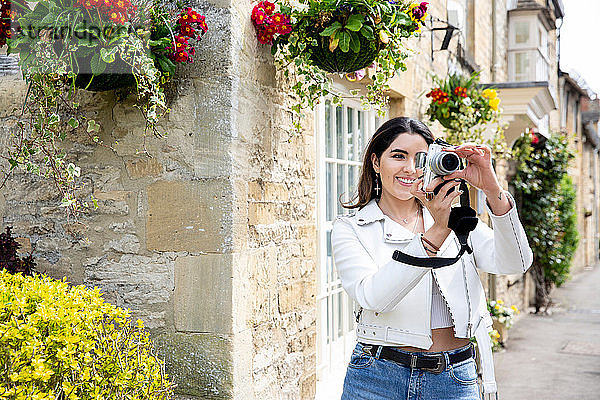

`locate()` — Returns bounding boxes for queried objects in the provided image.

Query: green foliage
[511,132,578,289]
[0,270,175,399]
[272,0,427,133]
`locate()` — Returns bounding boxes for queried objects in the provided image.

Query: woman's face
[371,133,429,201]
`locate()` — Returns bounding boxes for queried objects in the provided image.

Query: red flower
[108,10,123,23]
[180,23,195,37]
[453,86,468,97]
[257,28,274,44]
[264,24,276,35]
[276,23,292,35]
[270,12,287,25]
[530,131,539,145]
[259,1,275,15]
[252,8,267,25]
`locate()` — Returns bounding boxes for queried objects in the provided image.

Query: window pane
[336,106,344,159]
[337,164,345,215]
[347,108,355,161]
[325,101,333,158]
[515,52,530,80]
[327,229,333,283]
[358,111,365,158]
[326,162,334,221]
[515,21,529,44]
[348,165,357,196]
[326,296,331,344]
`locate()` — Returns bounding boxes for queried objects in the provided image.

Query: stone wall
[0,0,317,398]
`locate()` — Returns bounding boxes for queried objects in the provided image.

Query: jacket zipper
[459,246,473,337]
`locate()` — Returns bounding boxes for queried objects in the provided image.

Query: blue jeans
[341,342,481,400]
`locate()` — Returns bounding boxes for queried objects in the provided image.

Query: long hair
[341,117,435,210]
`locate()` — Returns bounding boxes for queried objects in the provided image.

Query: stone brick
[94,191,131,202]
[146,180,232,252]
[152,332,233,399]
[248,202,278,225]
[300,373,317,399]
[174,254,232,334]
[126,157,163,179]
[83,253,175,328]
[278,282,314,314]
[103,234,141,254]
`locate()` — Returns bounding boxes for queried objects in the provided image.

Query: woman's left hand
[441,143,501,193]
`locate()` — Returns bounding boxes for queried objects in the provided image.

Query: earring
[374,173,381,196]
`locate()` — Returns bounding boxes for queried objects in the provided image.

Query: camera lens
[441,153,460,172]
[430,152,461,175]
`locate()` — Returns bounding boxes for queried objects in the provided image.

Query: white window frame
[508,15,550,82]
[314,92,385,400]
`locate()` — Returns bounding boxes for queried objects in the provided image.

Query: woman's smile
[395,176,416,187]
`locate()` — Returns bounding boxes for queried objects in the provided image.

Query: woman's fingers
[424,176,446,193]
[443,144,486,160]
[440,184,463,207]
[410,178,426,201]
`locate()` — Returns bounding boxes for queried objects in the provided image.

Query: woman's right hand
[410,177,463,233]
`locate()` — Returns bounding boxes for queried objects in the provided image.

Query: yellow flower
[511,305,520,314]
[496,299,504,305]
[494,304,500,310]
[482,88,497,99]
[489,97,500,111]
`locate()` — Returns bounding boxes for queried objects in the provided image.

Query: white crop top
[431,276,454,329]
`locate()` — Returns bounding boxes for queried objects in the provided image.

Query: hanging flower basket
[1,0,209,217]
[308,32,380,73]
[250,1,429,132]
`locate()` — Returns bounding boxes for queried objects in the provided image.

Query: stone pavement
[493,264,600,400]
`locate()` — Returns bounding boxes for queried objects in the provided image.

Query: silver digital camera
[415,139,466,191]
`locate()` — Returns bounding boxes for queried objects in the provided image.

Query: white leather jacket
[331,191,533,394]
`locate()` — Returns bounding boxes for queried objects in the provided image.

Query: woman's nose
[403,160,417,174]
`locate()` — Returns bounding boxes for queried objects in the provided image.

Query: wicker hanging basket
[73,55,136,92]
[309,33,380,73]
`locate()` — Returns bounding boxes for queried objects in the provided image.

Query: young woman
[331,117,533,400]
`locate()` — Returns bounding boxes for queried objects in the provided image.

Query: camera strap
[392,180,478,269]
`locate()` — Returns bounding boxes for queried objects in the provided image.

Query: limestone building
[1,0,595,399]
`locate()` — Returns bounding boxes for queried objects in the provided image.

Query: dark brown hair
[341,117,435,210]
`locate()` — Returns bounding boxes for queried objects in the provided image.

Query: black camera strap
[392,180,478,269]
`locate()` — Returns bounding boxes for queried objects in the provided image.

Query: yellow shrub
[0,271,175,399]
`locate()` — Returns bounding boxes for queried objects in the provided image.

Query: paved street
[494,264,600,399]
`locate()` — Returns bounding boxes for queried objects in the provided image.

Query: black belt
[358,343,474,374]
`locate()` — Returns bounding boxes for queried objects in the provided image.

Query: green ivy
[511,132,578,311]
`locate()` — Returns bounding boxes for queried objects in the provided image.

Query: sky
[559,0,600,97]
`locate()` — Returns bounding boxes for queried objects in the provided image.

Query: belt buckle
[421,354,446,374]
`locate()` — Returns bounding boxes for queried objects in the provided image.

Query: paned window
[514,21,530,44]
[315,98,384,399]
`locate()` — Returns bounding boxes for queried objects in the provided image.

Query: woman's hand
[441,144,501,193]
[410,177,462,238]
[442,144,511,215]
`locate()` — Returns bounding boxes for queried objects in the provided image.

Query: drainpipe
[491,0,497,82]
[595,147,599,263]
